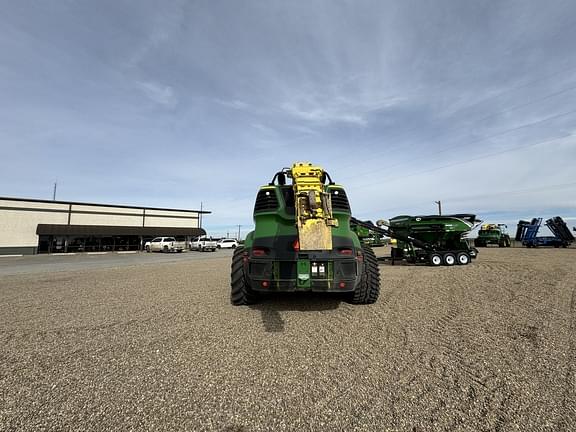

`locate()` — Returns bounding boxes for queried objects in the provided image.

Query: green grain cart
[387,214,480,265]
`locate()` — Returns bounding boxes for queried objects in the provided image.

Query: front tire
[349,245,380,304]
[231,247,258,305]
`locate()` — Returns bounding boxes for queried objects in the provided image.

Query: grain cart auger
[230,162,380,305]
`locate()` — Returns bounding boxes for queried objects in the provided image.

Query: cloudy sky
[1,0,575,237]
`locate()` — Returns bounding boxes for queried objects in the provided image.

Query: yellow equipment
[289,162,338,250]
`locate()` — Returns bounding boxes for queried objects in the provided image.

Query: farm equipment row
[230,161,572,306]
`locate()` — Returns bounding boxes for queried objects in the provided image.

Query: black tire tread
[230,247,258,306]
[349,245,380,304]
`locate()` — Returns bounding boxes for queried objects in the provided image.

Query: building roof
[0,196,211,214]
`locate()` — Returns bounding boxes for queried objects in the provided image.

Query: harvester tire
[230,246,258,306]
[349,245,380,304]
[443,253,456,266]
[456,252,470,265]
[429,253,442,266]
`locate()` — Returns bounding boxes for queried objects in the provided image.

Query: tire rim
[432,255,442,265]
[445,255,455,265]
[458,255,469,264]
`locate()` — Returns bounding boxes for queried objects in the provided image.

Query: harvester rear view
[231,162,380,305]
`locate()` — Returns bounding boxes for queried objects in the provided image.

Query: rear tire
[443,253,456,266]
[145,246,150,253]
[349,245,380,304]
[231,247,258,305]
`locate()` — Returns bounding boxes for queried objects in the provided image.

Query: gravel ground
[1,247,575,431]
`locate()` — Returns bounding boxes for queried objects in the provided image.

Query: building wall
[0,200,69,253]
[0,198,202,254]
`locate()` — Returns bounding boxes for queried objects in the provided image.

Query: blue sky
[1,0,575,237]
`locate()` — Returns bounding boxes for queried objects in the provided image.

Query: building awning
[36,224,206,237]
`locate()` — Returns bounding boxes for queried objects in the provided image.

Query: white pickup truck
[190,236,218,252]
[145,237,186,253]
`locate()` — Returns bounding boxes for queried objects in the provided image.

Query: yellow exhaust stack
[290,162,338,250]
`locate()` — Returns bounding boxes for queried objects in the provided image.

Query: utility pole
[52,181,57,201]
[435,200,442,216]
[199,201,203,229]
[237,225,241,241]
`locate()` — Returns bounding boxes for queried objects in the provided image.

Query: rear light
[252,247,268,257]
[261,281,269,288]
[339,248,353,255]
[339,281,346,289]
[356,250,363,261]
[293,239,300,251]
[242,251,248,263]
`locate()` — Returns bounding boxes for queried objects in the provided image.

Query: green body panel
[475,227,510,246]
[297,259,311,288]
[244,183,362,292]
[246,184,361,250]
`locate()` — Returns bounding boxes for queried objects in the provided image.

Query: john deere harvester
[231,162,380,305]
[474,224,511,247]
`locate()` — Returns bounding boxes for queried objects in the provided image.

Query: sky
[1,0,575,238]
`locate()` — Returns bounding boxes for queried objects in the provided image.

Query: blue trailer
[516,217,575,248]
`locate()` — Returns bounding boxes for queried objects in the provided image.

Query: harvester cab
[230,162,380,306]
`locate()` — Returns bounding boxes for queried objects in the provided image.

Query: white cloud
[135,81,178,108]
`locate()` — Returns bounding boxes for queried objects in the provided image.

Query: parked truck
[145,237,186,253]
[190,236,218,252]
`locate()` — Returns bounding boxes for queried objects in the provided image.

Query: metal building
[0,197,209,255]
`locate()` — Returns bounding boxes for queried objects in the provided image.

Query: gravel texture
[1,247,575,431]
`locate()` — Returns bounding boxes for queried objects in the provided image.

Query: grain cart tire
[456,252,470,265]
[349,245,380,304]
[429,253,443,266]
[443,253,456,266]
[231,247,258,306]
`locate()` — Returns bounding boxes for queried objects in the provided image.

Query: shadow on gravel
[249,293,343,333]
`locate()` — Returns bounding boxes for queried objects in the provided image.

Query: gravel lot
[1,247,575,431]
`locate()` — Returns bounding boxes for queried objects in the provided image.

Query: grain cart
[352,214,480,266]
[230,162,380,305]
[474,224,511,247]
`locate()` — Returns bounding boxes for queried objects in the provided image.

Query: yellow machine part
[291,162,338,251]
[482,223,499,230]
